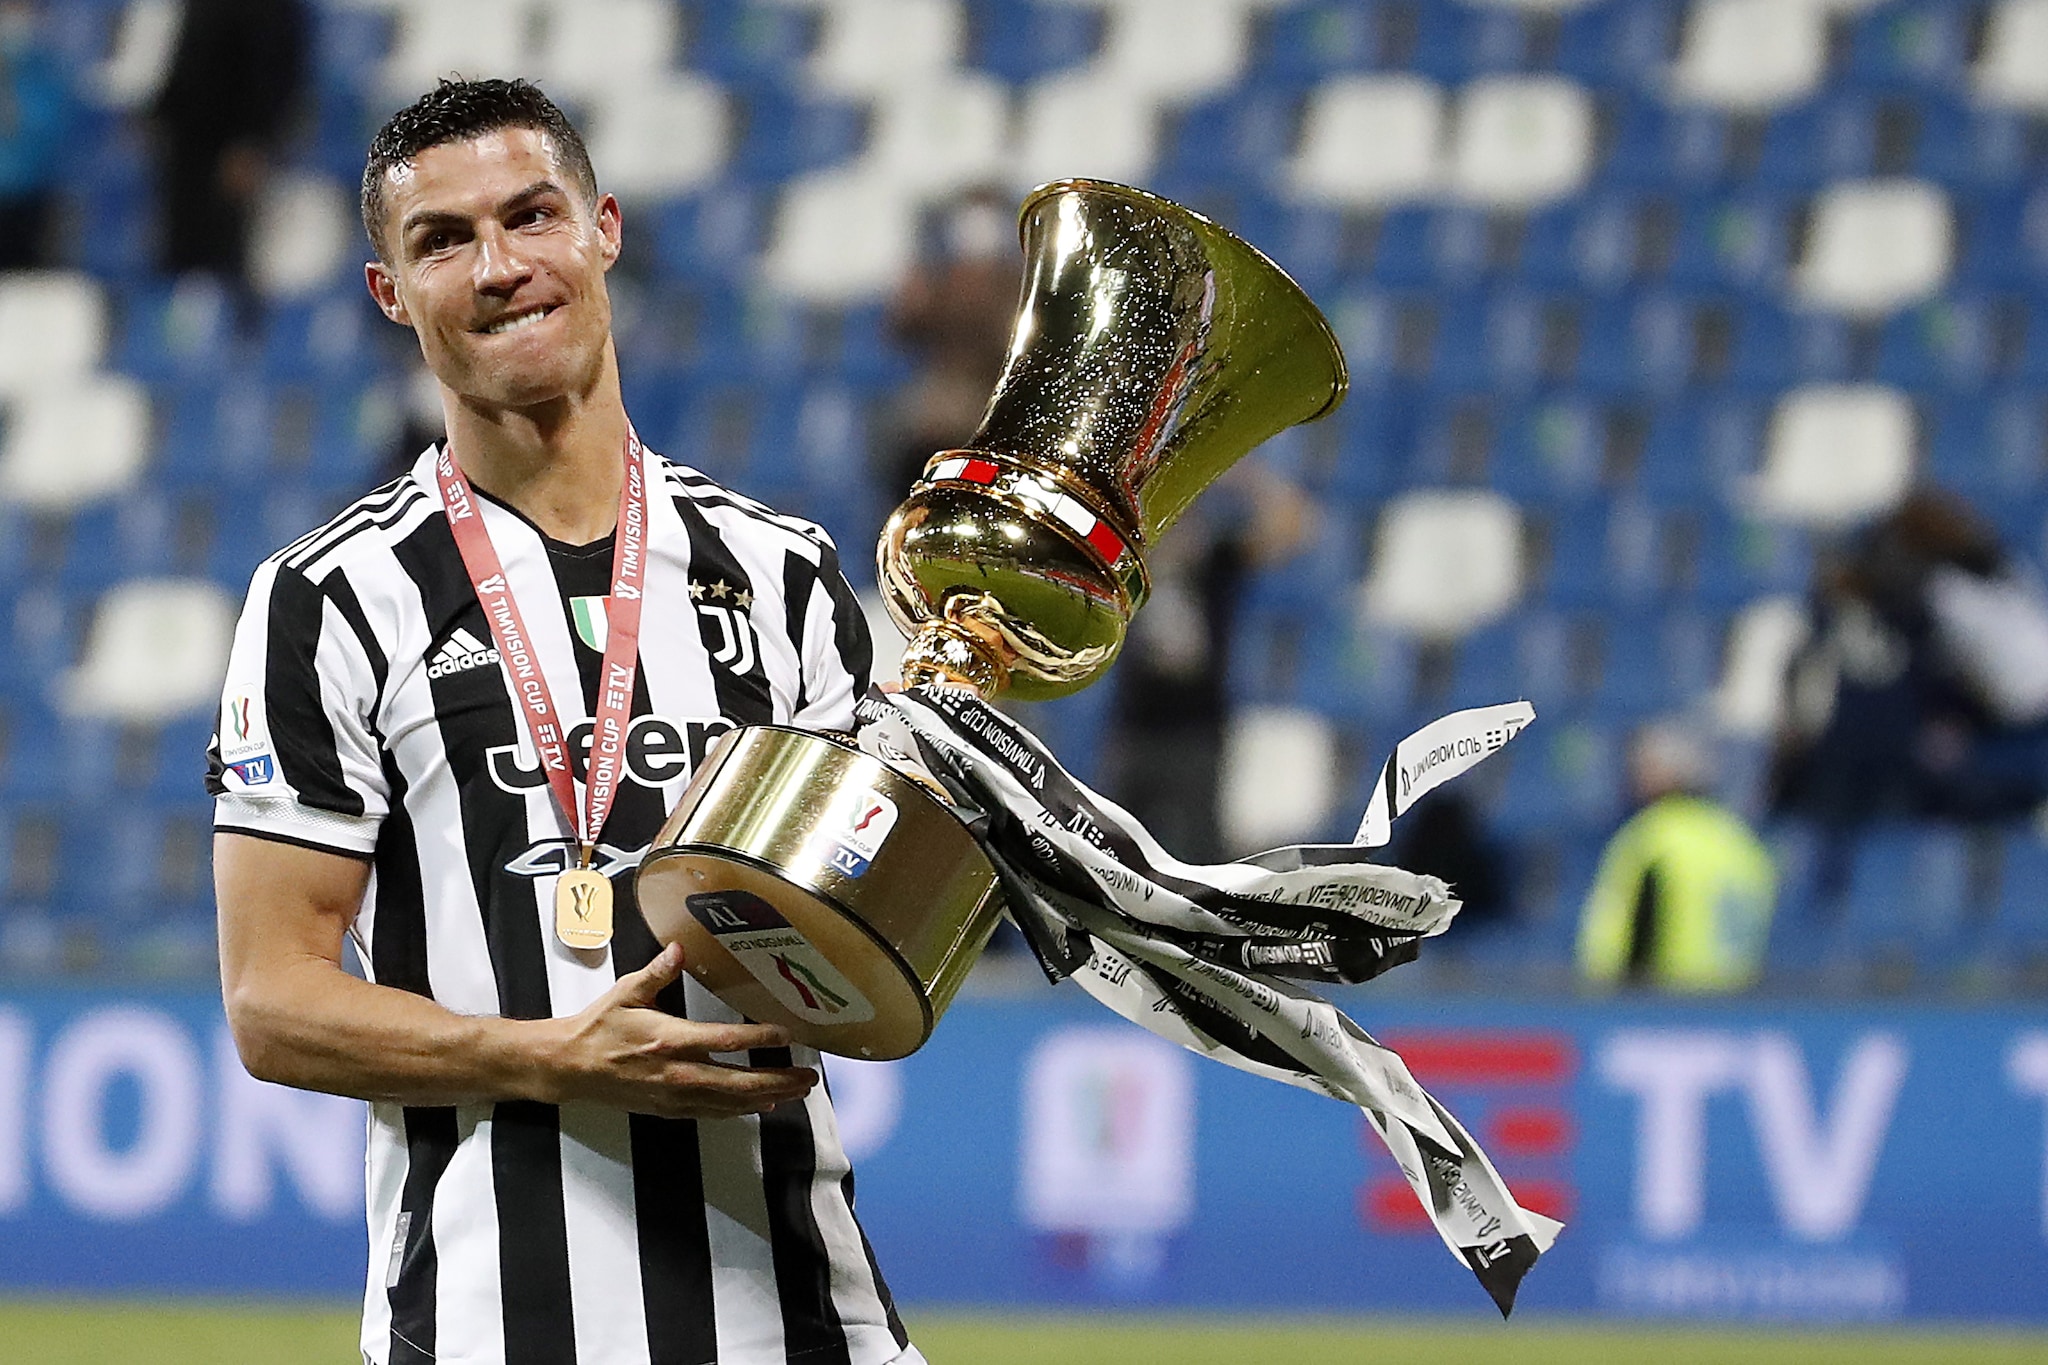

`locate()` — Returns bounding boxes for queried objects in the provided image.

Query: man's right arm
[215,832,816,1119]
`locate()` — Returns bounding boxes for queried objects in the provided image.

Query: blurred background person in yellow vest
[1577,721,1776,992]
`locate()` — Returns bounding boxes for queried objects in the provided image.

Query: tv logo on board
[826,790,897,878]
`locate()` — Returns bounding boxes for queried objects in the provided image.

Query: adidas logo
[427,627,500,680]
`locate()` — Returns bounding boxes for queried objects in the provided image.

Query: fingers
[613,942,686,1009]
[667,1019,794,1056]
[637,1062,820,1121]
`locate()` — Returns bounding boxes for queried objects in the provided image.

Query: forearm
[226,953,569,1107]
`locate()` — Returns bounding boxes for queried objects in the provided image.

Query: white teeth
[484,308,549,335]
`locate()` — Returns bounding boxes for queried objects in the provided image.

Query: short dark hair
[361,78,598,260]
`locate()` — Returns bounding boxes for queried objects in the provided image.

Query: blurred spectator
[1577,721,1776,993]
[1770,489,2048,828]
[881,187,1019,497]
[1383,790,1514,929]
[149,0,309,298]
[0,0,76,270]
[1104,466,1309,864]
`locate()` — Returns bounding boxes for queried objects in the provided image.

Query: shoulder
[651,452,838,564]
[267,469,439,587]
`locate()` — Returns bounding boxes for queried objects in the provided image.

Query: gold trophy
[635,180,1347,1059]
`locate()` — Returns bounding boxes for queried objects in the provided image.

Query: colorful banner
[0,987,2043,1321]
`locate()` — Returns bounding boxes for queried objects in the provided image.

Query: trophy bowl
[637,179,1347,1057]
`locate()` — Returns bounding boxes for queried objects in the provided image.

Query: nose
[472,222,533,298]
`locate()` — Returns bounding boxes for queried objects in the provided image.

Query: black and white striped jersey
[207,447,912,1365]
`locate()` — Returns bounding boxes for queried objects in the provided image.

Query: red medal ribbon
[436,433,648,864]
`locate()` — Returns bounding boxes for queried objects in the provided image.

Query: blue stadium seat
[969,0,1101,82]
[1841,823,1973,971]
[1249,0,1373,80]
[688,0,822,84]
[1835,3,1968,95]
[1490,395,1606,505]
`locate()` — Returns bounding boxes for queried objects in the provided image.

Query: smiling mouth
[479,306,556,335]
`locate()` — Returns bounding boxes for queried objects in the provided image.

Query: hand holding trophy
[635,180,1345,1061]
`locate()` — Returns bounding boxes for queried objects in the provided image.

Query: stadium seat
[1985,830,2048,990]
[0,377,151,513]
[1751,384,1915,528]
[92,0,180,109]
[1094,0,1250,104]
[1012,70,1161,189]
[1360,488,1524,639]
[1974,0,2048,112]
[380,0,535,102]
[531,0,681,105]
[1842,823,1974,986]
[1711,594,1808,739]
[860,74,1011,201]
[58,579,234,724]
[1218,704,1340,852]
[0,273,107,400]
[1447,76,1596,209]
[1287,76,1446,209]
[809,0,966,98]
[583,76,731,203]
[1667,0,1827,113]
[249,172,356,301]
[1791,179,1953,318]
[760,169,919,304]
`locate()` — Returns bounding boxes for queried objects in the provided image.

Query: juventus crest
[689,576,757,675]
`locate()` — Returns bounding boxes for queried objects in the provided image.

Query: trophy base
[635,726,1005,1060]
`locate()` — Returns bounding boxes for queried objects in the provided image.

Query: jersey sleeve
[207,557,389,859]
[788,535,875,735]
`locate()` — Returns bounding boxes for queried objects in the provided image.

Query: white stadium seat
[1095,0,1250,103]
[60,579,236,723]
[1792,179,1952,317]
[761,169,919,305]
[94,0,180,108]
[1669,0,1827,112]
[532,0,681,105]
[382,0,535,101]
[0,376,151,512]
[810,0,965,99]
[1753,385,1915,529]
[1975,0,2048,111]
[1361,489,1524,638]
[863,75,1010,201]
[1219,706,1339,854]
[250,172,356,301]
[1448,76,1594,209]
[1713,595,1811,737]
[1289,76,1446,209]
[584,76,730,202]
[1012,72,1160,191]
[0,273,106,399]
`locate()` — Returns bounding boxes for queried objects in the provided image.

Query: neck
[442,346,631,545]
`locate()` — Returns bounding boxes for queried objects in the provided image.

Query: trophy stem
[901,621,1006,697]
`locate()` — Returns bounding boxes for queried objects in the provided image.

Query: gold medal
[554,867,614,950]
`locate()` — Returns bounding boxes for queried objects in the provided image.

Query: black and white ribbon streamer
[854,685,1558,1316]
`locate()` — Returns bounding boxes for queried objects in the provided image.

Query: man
[208,80,915,1365]
[1576,721,1776,992]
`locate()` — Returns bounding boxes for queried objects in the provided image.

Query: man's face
[365,128,621,411]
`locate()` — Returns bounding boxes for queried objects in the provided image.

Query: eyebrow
[397,180,572,244]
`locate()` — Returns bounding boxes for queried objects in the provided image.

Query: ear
[595,193,622,271]
[365,260,410,327]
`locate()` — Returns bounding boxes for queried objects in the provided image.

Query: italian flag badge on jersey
[570,596,609,651]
